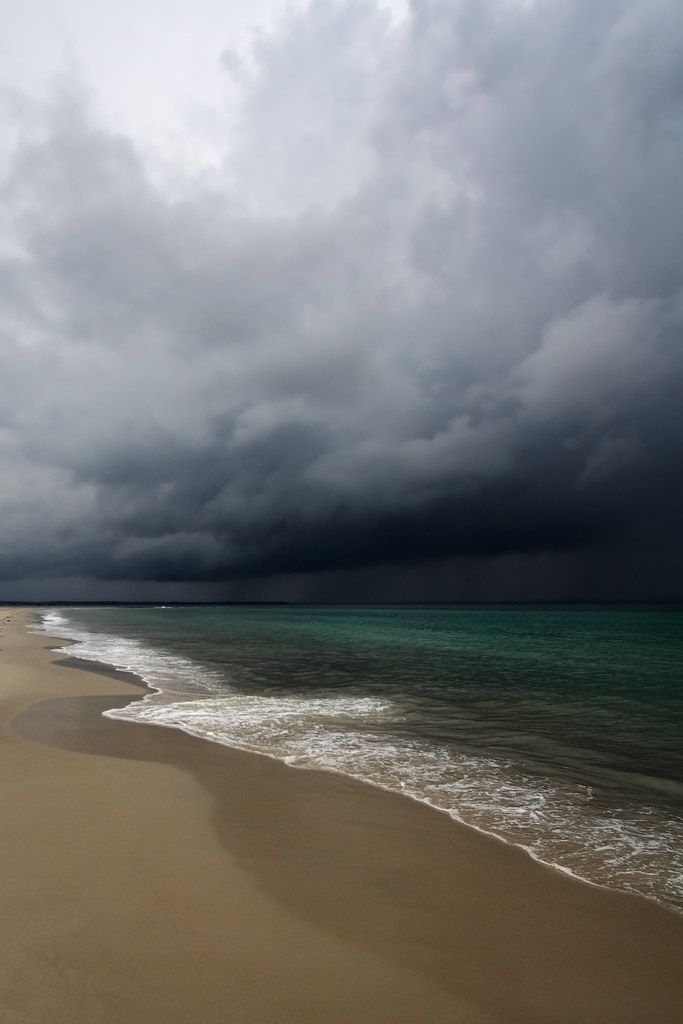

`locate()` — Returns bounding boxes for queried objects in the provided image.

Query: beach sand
[1,607,681,1023]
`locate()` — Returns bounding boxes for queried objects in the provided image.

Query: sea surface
[36,603,683,913]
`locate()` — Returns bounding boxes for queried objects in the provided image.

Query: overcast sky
[1,0,682,602]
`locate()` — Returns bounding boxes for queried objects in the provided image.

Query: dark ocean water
[37,603,683,912]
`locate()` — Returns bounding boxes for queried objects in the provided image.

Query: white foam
[36,608,683,915]
[34,608,225,699]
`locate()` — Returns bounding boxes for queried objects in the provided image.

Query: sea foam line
[34,609,683,916]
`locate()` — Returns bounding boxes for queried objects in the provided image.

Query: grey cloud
[0,0,682,599]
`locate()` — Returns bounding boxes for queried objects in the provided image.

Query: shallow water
[36,603,683,913]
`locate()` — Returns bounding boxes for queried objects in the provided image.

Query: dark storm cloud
[1,0,682,598]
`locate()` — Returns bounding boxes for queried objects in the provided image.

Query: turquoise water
[39,604,683,912]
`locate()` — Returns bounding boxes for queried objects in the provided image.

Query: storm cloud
[1,0,682,600]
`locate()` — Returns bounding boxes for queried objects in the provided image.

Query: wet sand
[1,608,681,1023]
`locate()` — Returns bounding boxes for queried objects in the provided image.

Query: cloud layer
[1,0,682,599]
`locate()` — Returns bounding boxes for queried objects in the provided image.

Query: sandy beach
[1,607,681,1023]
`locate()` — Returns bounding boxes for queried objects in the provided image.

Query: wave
[35,608,683,915]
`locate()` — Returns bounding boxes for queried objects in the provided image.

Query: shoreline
[32,610,682,918]
[2,608,682,1022]
[73,658,659,912]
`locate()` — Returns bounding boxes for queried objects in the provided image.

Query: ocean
[36,603,683,913]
